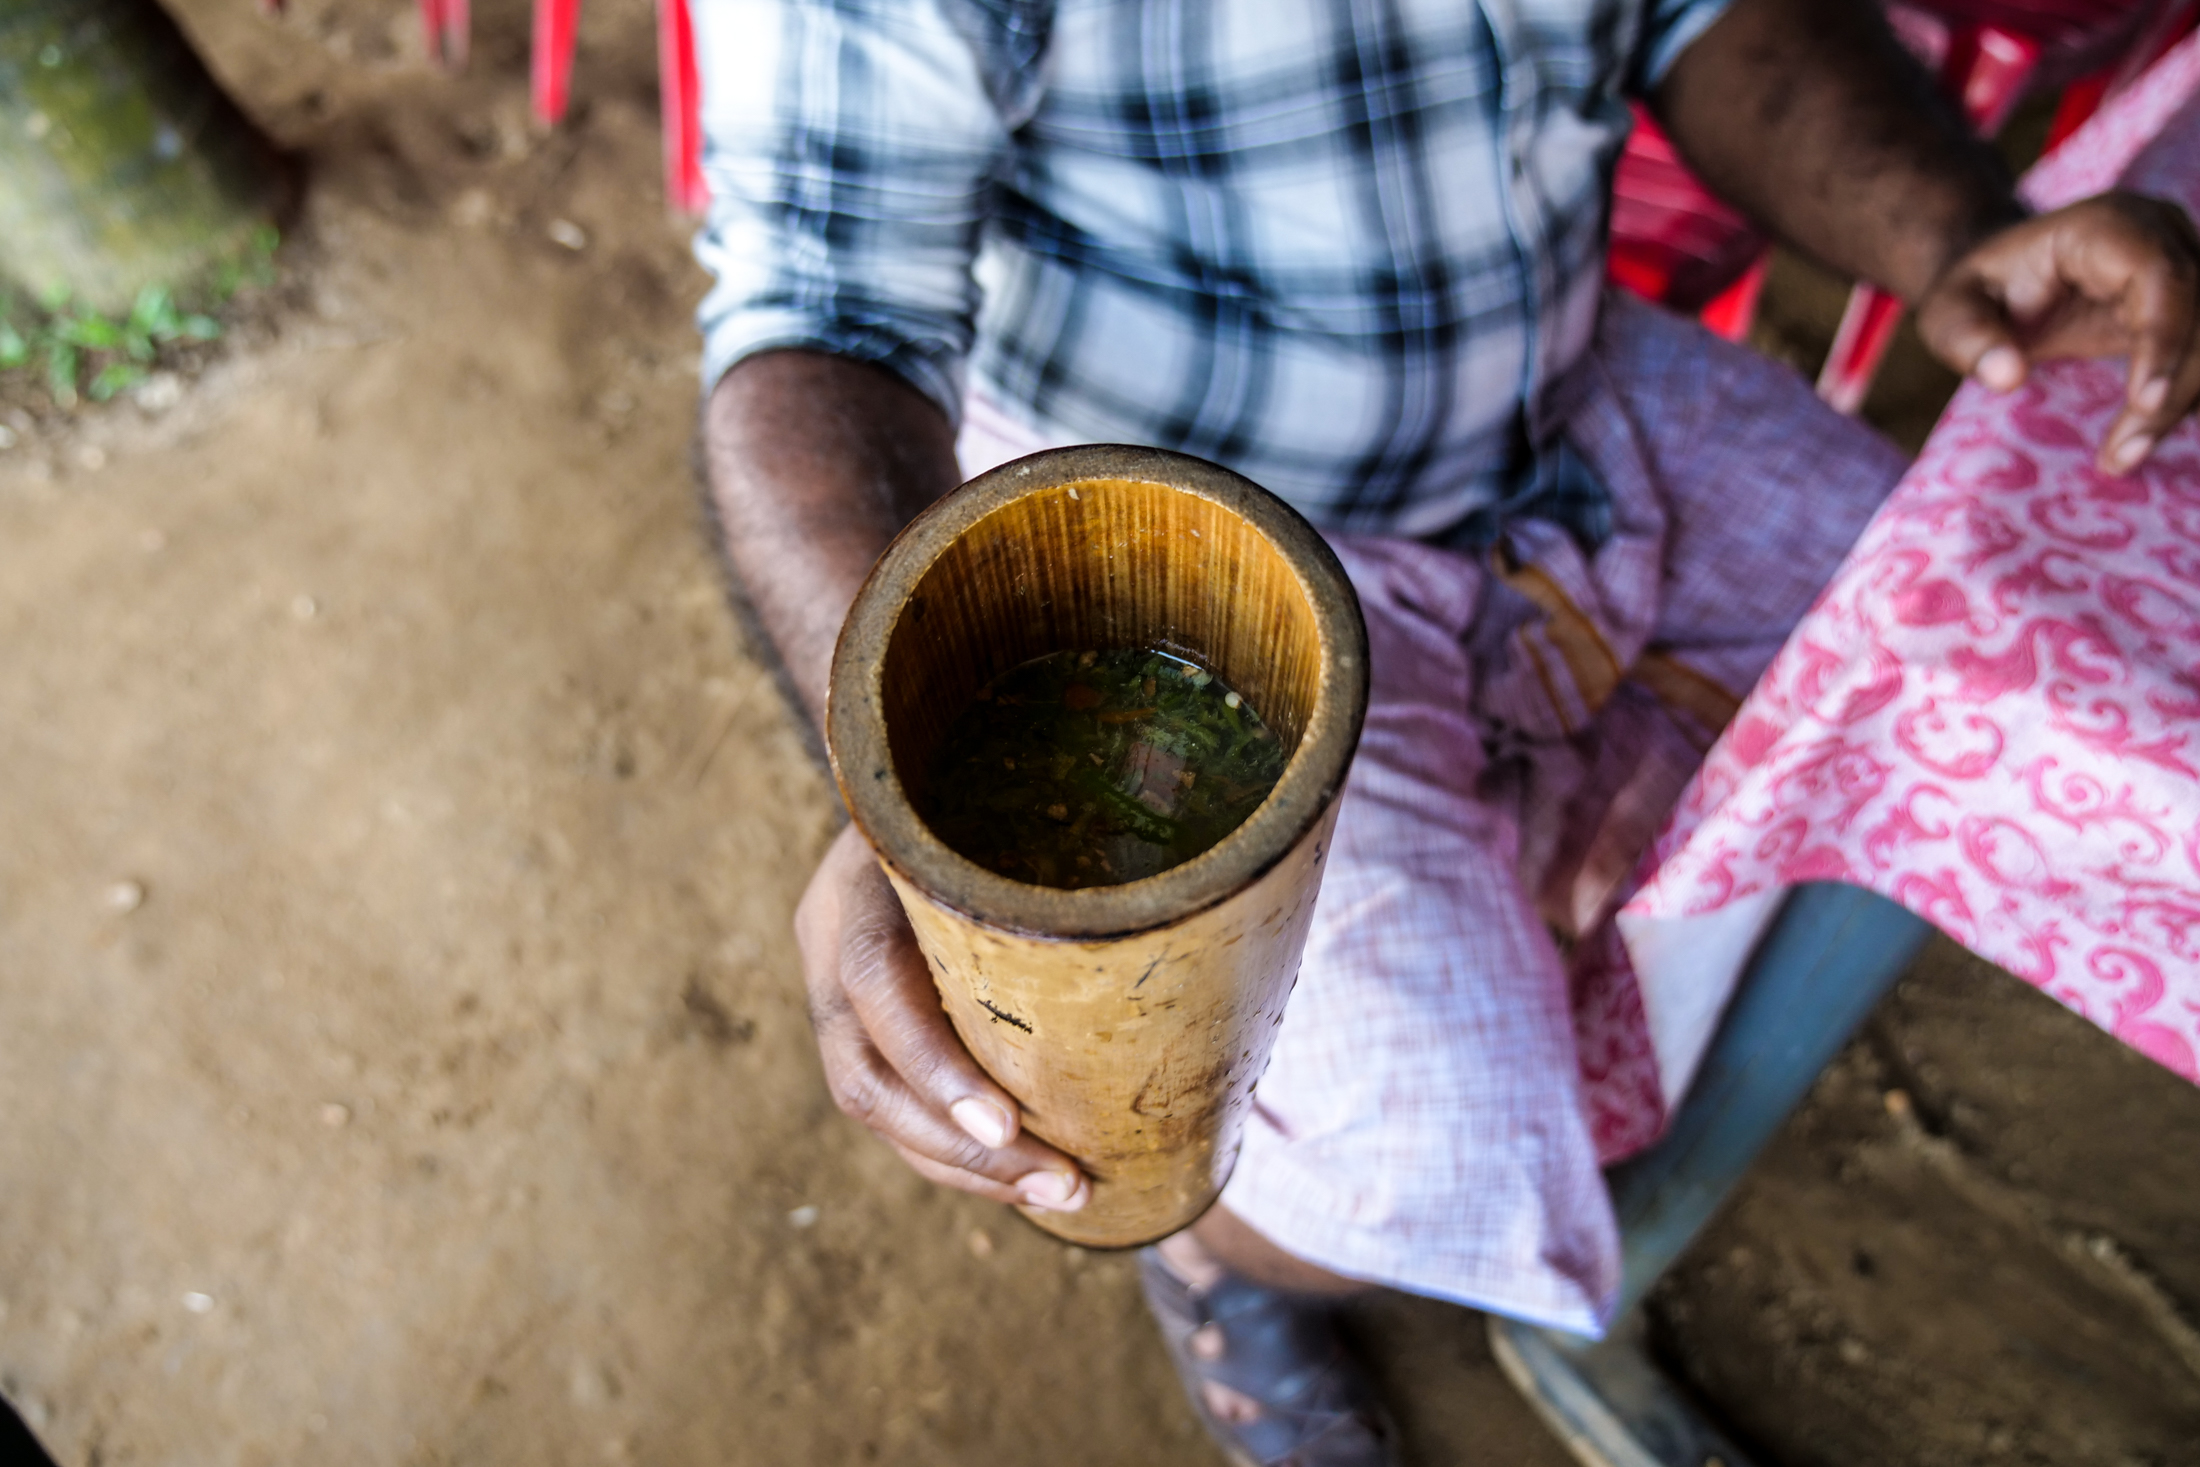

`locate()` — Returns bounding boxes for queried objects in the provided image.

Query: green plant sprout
[0,226,278,407]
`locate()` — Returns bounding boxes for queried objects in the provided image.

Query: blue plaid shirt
[694,0,1731,541]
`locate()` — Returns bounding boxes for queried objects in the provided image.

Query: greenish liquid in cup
[921,648,1288,890]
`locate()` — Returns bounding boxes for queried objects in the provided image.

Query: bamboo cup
[826,445,1368,1247]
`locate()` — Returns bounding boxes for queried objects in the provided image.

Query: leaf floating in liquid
[922,649,1287,890]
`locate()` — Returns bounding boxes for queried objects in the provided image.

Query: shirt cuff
[1635,0,1738,91]
[698,308,966,430]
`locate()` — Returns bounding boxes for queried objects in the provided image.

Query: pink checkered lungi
[960,293,1908,1334]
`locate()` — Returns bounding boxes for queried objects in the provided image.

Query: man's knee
[1163,1205,1371,1296]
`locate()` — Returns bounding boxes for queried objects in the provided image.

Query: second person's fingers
[1915,267,2030,392]
[2102,327,2200,474]
[2092,204,2200,471]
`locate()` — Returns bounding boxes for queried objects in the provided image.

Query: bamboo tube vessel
[827,445,1368,1247]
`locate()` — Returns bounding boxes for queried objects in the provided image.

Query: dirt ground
[0,3,2195,1464]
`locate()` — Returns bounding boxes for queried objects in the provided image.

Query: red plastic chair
[528,0,706,215]
[293,0,2195,294]
[264,0,705,214]
[1607,0,2198,409]
[528,0,707,215]
[654,0,708,216]
[1605,103,1768,338]
[531,0,579,120]
[410,0,468,68]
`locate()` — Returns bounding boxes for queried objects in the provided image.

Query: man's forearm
[1653,0,2024,301]
[702,351,962,732]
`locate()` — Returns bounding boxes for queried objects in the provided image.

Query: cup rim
[826,444,1370,940]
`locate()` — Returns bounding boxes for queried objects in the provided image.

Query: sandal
[1137,1247,1401,1467]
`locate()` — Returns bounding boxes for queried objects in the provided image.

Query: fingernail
[951,1098,1014,1149]
[2138,376,2171,413]
[1016,1170,1084,1210]
[2113,433,2154,473]
[1978,346,2024,390]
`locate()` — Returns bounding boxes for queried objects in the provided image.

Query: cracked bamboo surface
[828,445,1368,1246]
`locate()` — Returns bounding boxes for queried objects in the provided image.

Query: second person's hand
[1917,191,2200,474]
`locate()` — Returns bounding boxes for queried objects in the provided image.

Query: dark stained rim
[826,444,1370,941]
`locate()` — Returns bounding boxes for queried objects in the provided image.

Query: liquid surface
[921,649,1288,889]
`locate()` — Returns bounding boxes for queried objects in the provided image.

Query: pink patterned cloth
[1625,38,2200,1091]
[2017,27,2200,214]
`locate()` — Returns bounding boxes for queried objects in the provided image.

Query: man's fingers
[796,825,1088,1209]
[829,842,1072,1163]
[815,1014,1089,1208]
[811,991,1072,1184]
[888,1139,1094,1212]
[1916,270,2029,392]
[835,866,1018,1145]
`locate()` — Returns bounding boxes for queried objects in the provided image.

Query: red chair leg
[417,0,466,68]
[1816,287,1908,415]
[2045,0,2200,152]
[1817,24,2040,413]
[657,0,709,214]
[1698,255,1768,343]
[533,0,582,126]
[1950,24,2043,136]
[441,0,470,69]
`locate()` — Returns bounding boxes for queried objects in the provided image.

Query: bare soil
[0,3,2193,1464]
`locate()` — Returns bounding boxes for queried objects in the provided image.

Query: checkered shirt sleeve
[694,0,1738,536]
[692,0,1047,424]
[1632,0,1736,89]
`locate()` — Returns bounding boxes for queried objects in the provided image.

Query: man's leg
[1143,1207,1385,1461]
[1212,532,1621,1330]
[956,365,1688,1457]
[1585,291,1910,699]
[1165,1208,1370,1297]
[1138,532,1633,1466]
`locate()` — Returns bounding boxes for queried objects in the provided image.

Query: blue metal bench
[1491,883,1934,1467]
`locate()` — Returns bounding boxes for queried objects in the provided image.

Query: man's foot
[1486,1311,1757,1467]
[1137,1247,1400,1467]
